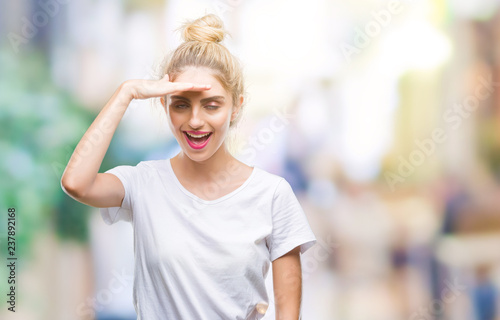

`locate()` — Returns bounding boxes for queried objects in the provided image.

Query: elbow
[61,175,86,199]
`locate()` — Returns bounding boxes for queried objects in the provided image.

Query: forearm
[273,247,303,320]
[61,82,132,195]
[274,277,301,320]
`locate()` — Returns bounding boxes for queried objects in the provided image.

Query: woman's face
[165,66,240,162]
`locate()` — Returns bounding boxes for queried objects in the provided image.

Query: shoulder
[113,159,168,179]
[252,166,289,195]
[136,159,167,169]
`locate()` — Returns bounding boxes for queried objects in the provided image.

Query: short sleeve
[99,165,137,225]
[266,178,317,262]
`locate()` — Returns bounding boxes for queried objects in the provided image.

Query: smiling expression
[165,66,241,161]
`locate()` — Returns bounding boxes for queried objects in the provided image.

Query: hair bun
[181,14,227,43]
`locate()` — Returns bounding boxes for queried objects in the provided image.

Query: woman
[61,13,316,320]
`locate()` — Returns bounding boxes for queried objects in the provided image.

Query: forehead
[172,66,228,99]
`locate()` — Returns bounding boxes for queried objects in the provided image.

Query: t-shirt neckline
[165,157,257,205]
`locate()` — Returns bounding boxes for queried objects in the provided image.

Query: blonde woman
[61,13,316,320]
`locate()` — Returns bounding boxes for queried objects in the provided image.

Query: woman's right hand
[122,74,211,101]
[61,73,210,208]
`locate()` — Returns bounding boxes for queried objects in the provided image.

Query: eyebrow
[170,95,226,104]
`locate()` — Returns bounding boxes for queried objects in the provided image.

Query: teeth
[186,132,211,138]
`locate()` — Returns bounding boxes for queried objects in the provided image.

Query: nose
[188,106,204,129]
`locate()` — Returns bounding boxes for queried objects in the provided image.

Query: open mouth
[183,131,213,149]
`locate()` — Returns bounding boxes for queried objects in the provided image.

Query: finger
[171,83,194,91]
[171,83,211,91]
[187,85,212,91]
[191,84,212,90]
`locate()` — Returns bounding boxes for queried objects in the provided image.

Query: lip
[183,131,212,150]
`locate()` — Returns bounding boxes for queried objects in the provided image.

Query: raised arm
[60,75,211,208]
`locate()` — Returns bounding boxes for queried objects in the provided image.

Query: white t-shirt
[99,157,317,320]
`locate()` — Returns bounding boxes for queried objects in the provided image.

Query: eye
[174,104,189,109]
[205,105,219,110]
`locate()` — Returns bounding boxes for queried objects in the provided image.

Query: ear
[231,95,244,122]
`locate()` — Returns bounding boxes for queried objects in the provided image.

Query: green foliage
[0,48,96,262]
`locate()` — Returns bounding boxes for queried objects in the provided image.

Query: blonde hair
[161,14,246,129]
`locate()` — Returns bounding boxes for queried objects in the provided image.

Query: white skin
[61,64,249,206]
[163,66,252,200]
[61,64,301,318]
[165,68,302,318]
[167,67,303,318]
[60,70,212,206]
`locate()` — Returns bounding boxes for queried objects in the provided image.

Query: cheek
[217,111,231,124]
[167,111,182,132]
[212,111,232,132]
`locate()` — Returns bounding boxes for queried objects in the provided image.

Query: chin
[185,152,211,162]
[179,146,214,162]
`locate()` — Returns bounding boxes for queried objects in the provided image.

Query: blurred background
[1,0,500,319]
